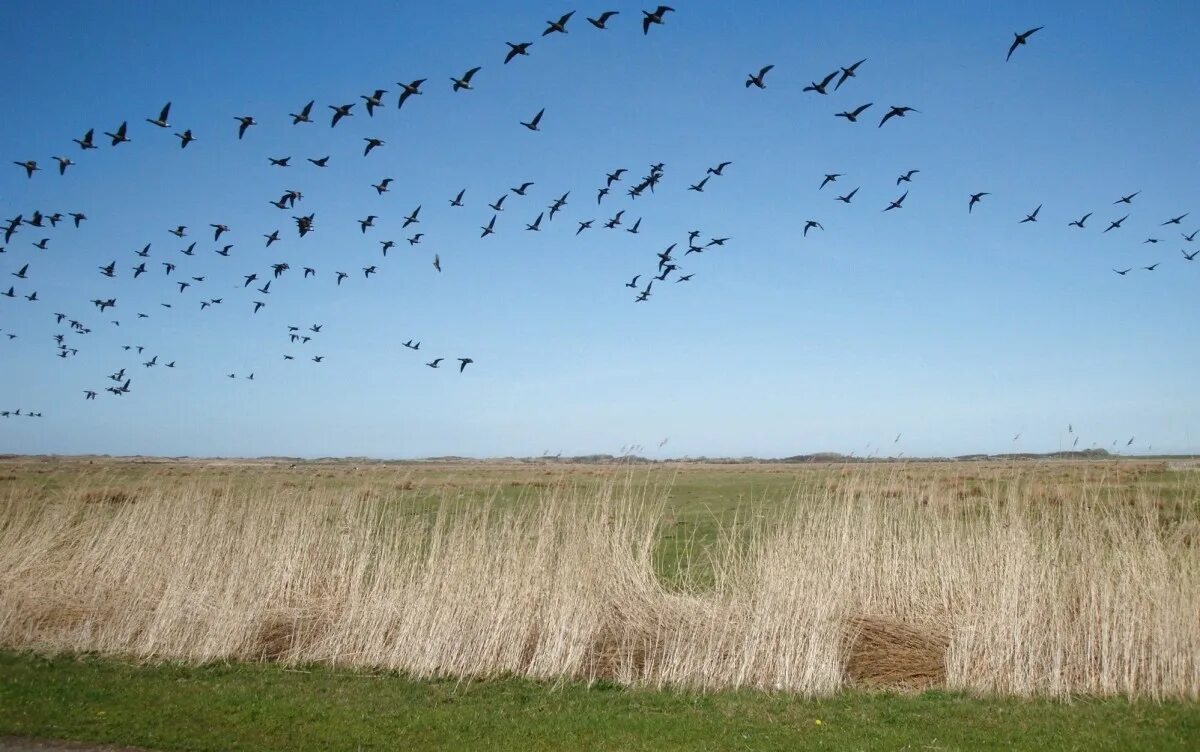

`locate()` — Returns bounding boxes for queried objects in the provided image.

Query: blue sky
[1,1,1198,458]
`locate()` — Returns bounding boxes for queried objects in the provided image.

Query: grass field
[1,456,1198,749]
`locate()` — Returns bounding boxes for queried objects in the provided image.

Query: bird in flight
[746,65,774,89]
[968,192,989,213]
[1143,263,1159,271]
[175,129,195,148]
[363,137,385,156]
[879,106,919,127]
[803,220,823,237]
[73,128,98,150]
[505,42,532,63]
[896,169,919,185]
[1112,268,1131,276]
[146,102,172,128]
[433,254,441,272]
[361,89,387,117]
[1161,213,1189,226]
[13,161,38,178]
[820,173,841,190]
[449,189,465,207]
[884,191,908,211]
[588,11,619,28]
[329,103,354,127]
[481,215,497,238]
[1114,191,1140,205]
[543,11,575,35]
[521,108,545,131]
[511,182,534,195]
[834,59,866,90]
[1068,212,1092,228]
[1103,215,1129,233]
[803,70,838,95]
[707,161,732,176]
[105,121,130,146]
[289,100,314,124]
[235,115,256,139]
[396,79,426,109]
[1007,26,1043,61]
[451,67,482,91]
[688,176,710,192]
[426,358,443,368]
[1181,249,1199,261]
[642,5,675,34]
[835,103,873,123]
[836,187,859,204]
[1020,204,1042,223]
[402,206,421,228]
[457,358,474,372]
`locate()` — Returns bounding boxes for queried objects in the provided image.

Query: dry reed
[0,469,1196,699]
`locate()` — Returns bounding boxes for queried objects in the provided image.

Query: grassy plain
[1,456,1198,750]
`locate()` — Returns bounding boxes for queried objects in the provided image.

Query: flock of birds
[0,10,1193,450]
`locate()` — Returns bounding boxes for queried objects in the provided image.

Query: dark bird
[897,169,920,185]
[1068,212,1091,228]
[511,182,535,195]
[597,187,609,203]
[104,121,130,146]
[481,215,497,237]
[309,156,330,167]
[884,191,908,211]
[688,176,710,192]
[1143,263,1159,271]
[11,264,29,279]
[836,187,859,204]
[211,224,230,241]
[803,220,823,237]
[132,263,146,278]
[290,100,315,124]
[269,156,290,167]
[1007,26,1043,61]
[604,210,624,229]
[146,102,171,128]
[606,169,627,186]
[336,271,348,285]
[99,261,116,278]
[358,216,377,233]
[361,89,387,116]
[1112,268,1131,275]
[451,67,482,91]
[380,240,395,256]
[53,156,75,175]
[396,79,426,109]
[408,233,423,245]
[707,237,730,247]
[505,42,532,63]
[1162,213,1189,226]
[642,5,674,34]
[1020,204,1042,223]
[449,189,466,207]
[588,11,619,28]
[1183,230,1197,242]
[1182,249,1199,261]
[235,115,256,138]
[526,213,544,231]
[626,218,642,234]
[803,70,838,95]
[543,11,575,35]
[373,178,392,195]
[625,275,641,288]
[13,160,39,178]
[707,161,732,176]
[834,58,866,90]
[264,230,280,246]
[328,103,354,127]
[73,128,98,150]
[676,274,693,283]
[489,194,508,212]
[363,266,377,278]
[521,108,545,131]
[426,358,443,368]
[1103,215,1129,233]
[746,64,774,89]
[175,129,195,148]
[968,192,989,213]
[363,138,385,156]
[1114,191,1140,205]
[457,357,474,373]
[879,106,919,127]
[432,254,441,272]
[820,173,841,189]
[835,102,873,123]
[312,356,324,363]
[577,220,594,235]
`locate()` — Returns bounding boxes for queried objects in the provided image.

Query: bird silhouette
[543,11,575,35]
[396,80,426,108]
[884,191,908,211]
[968,192,989,213]
[896,169,919,185]
[1103,215,1129,233]
[835,103,873,122]
[587,11,619,28]
[146,102,172,128]
[1007,26,1043,61]
[1020,204,1042,223]
[746,65,774,89]
[834,58,866,90]
[451,67,482,91]
[520,108,545,131]
[328,103,354,127]
[1068,212,1092,228]
[879,106,919,127]
[505,42,532,63]
[820,174,841,189]
[803,70,838,95]
[1114,191,1140,205]
[642,5,675,34]
[235,115,256,138]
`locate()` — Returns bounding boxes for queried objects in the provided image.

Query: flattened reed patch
[843,616,948,692]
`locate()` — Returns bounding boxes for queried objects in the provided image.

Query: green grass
[1,652,1196,751]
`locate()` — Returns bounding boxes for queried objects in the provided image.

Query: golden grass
[0,466,1196,699]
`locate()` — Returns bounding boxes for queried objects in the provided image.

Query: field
[1,456,1198,750]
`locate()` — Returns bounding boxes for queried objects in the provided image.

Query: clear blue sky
[1,1,1198,458]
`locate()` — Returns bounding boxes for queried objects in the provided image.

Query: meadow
[0,456,1198,750]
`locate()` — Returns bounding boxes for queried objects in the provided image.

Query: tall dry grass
[0,469,1196,699]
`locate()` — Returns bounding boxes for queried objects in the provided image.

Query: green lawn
[1,653,1196,751]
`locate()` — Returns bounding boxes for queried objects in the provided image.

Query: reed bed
[0,468,1196,699]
